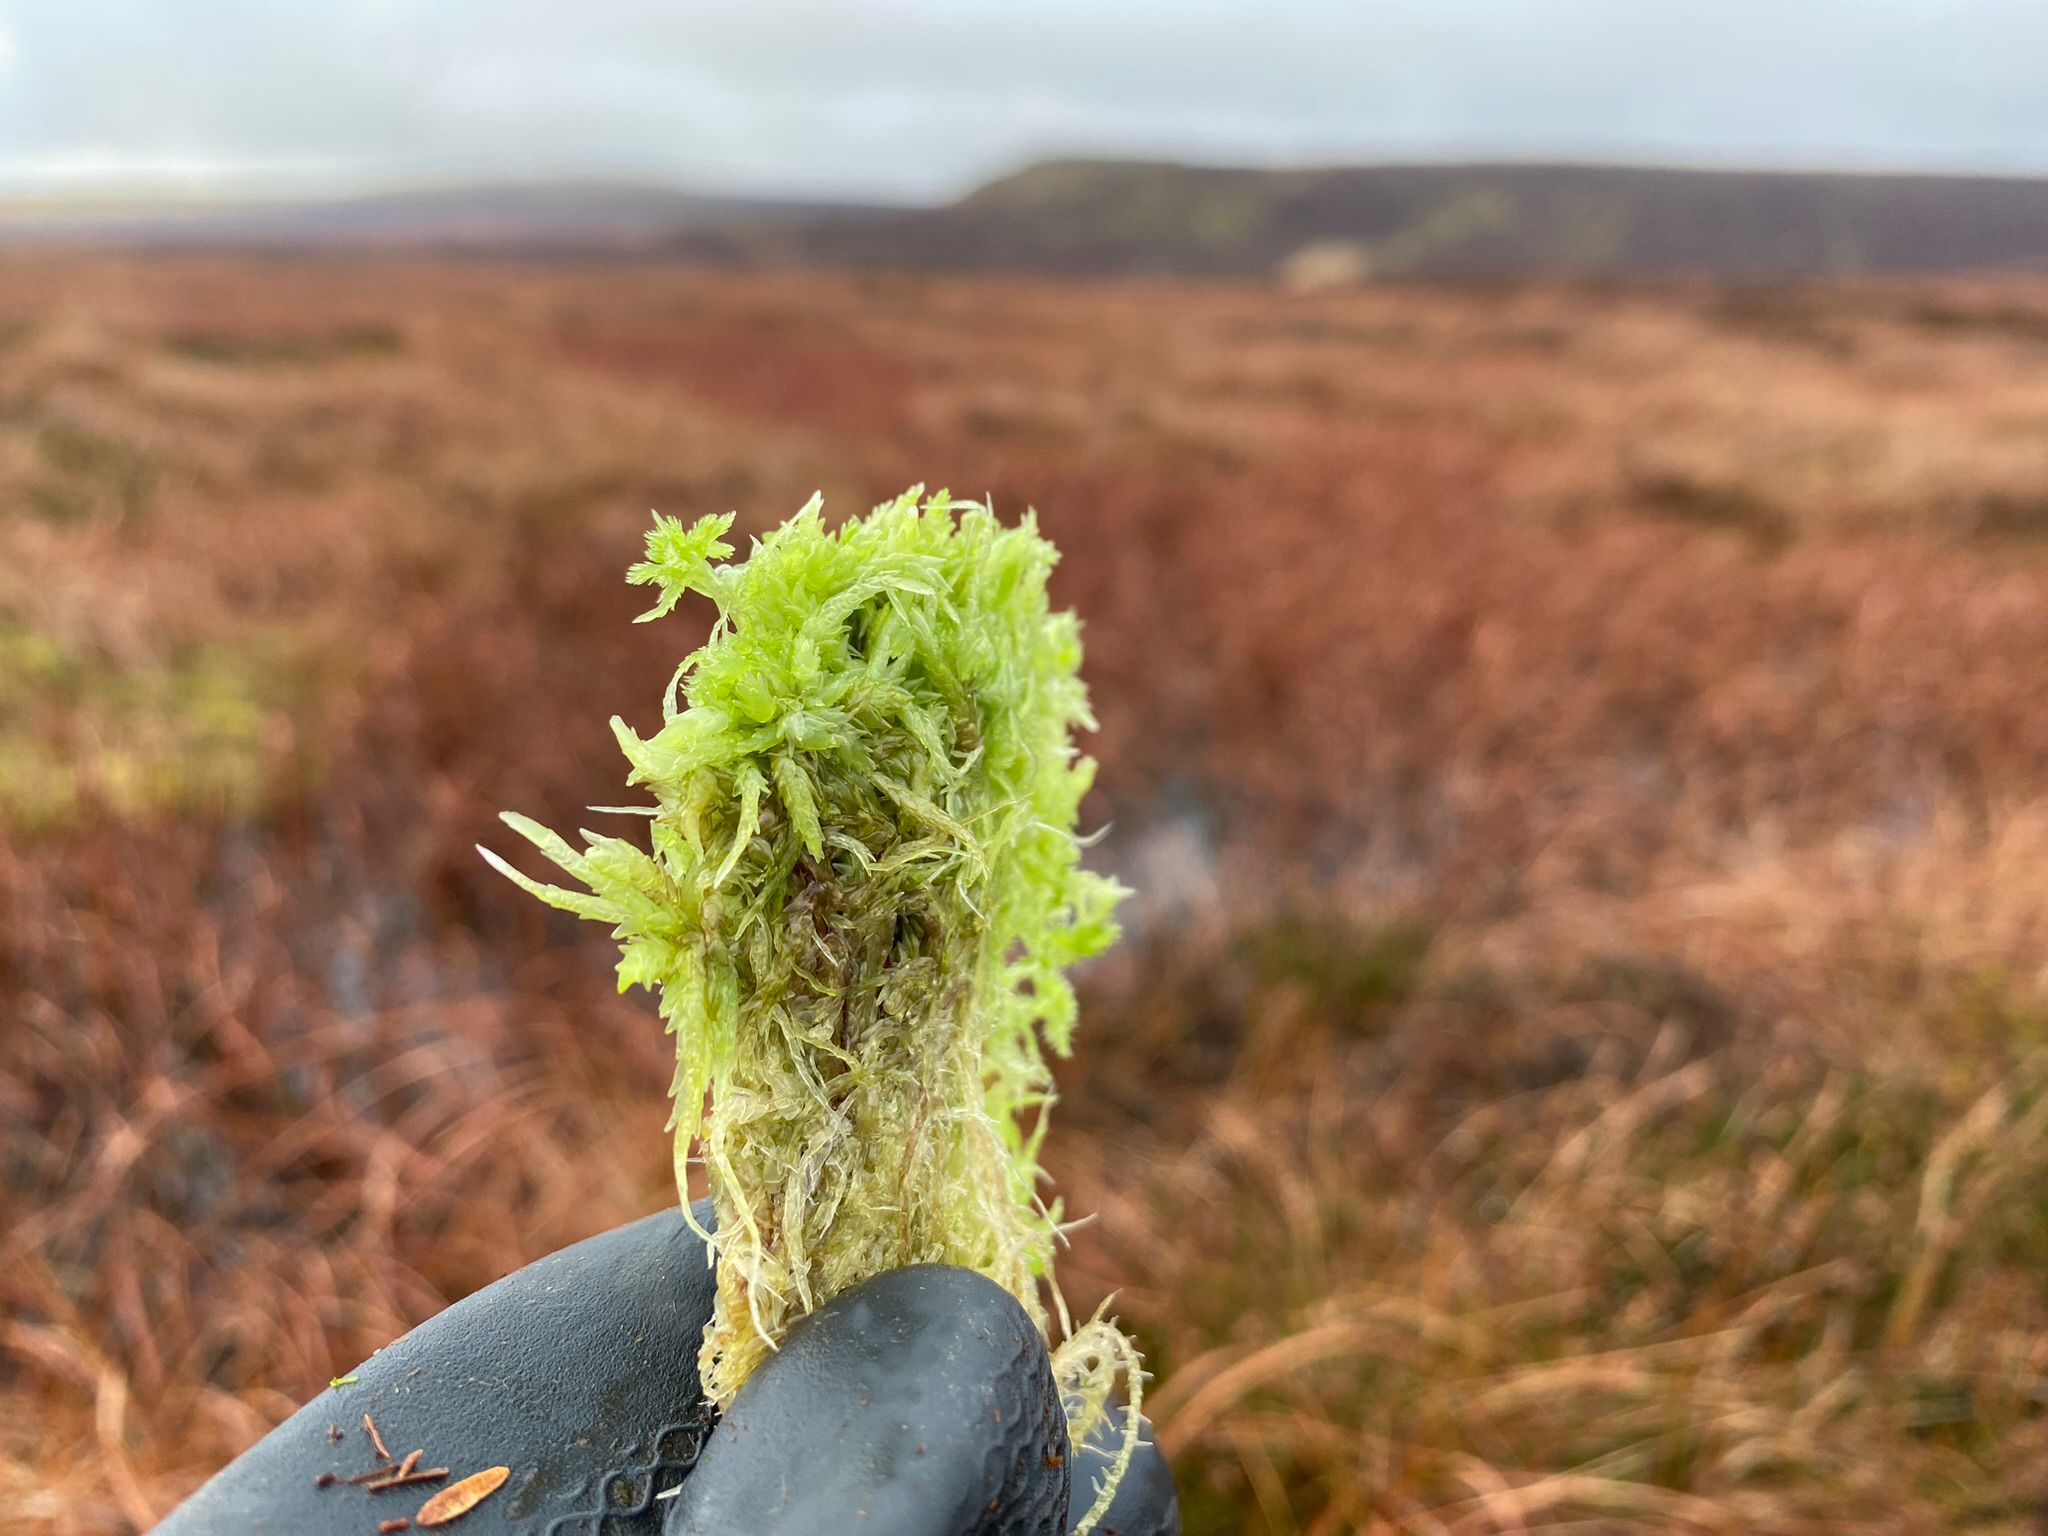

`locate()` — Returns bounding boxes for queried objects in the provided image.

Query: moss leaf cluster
[483,489,1133,1491]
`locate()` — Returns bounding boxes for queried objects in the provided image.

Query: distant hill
[684,160,2048,280]
[17,161,2048,278]
[0,180,882,253]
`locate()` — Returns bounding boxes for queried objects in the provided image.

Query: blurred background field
[7,251,2048,1533]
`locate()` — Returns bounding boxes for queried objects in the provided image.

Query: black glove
[154,1204,1178,1536]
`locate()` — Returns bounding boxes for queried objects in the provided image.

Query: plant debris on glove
[484,488,1141,1531]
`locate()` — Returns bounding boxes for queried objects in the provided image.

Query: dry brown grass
[7,256,2048,1533]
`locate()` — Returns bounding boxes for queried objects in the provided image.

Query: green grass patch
[162,321,404,365]
[0,622,320,830]
[1631,468,1796,546]
[28,418,158,526]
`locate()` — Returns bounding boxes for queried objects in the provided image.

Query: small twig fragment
[363,1449,424,1491]
[362,1412,392,1462]
[368,1456,450,1492]
[380,1521,410,1533]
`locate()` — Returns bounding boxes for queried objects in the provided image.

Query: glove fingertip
[666,1265,1068,1536]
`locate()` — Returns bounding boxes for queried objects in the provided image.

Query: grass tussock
[1063,927,2048,1533]
[7,257,2048,1533]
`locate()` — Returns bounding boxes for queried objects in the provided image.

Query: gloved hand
[155,1204,1178,1536]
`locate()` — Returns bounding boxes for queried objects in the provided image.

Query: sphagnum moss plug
[482,487,1142,1532]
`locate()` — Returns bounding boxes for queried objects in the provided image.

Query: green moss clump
[485,488,1139,1522]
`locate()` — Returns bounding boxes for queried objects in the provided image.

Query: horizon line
[13,147,2048,212]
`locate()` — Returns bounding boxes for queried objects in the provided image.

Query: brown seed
[314,1471,336,1489]
[415,1466,511,1527]
[363,1413,393,1462]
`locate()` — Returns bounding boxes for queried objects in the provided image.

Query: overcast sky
[2,0,2044,202]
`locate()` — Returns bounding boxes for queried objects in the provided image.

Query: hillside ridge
[16,159,2048,276]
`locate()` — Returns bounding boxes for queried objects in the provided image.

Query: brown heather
[7,256,2048,1533]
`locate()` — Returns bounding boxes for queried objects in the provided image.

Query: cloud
[3,0,2047,199]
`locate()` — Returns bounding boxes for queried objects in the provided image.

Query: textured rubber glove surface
[155,1205,719,1535]
[665,1265,1070,1536]
[1066,1413,1179,1536]
[153,1211,1180,1536]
